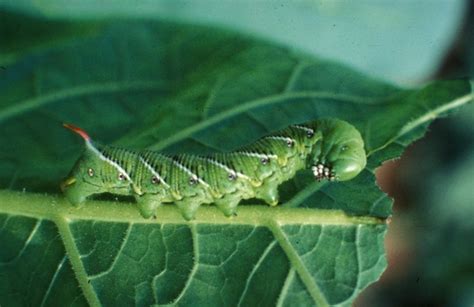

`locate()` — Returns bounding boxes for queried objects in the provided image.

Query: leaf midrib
[0,190,386,225]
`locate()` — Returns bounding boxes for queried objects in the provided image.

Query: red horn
[63,123,91,142]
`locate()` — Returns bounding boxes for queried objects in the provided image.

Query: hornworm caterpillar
[61,119,366,220]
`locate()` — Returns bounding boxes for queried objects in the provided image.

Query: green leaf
[0,12,472,306]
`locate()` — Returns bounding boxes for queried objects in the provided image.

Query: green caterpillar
[61,119,366,220]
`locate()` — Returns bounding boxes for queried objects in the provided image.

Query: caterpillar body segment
[61,119,366,220]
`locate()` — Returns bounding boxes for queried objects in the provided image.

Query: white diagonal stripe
[235,151,277,160]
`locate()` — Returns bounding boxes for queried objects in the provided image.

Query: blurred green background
[1,1,473,306]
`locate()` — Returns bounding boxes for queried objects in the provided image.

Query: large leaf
[0,12,472,306]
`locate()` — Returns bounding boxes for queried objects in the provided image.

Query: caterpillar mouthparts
[311,163,336,181]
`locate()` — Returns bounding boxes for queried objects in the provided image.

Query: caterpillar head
[61,124,132,205]
[312,119,367,182]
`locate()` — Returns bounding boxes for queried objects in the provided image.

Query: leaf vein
[89,224,132,280]
[276,268,296,307]
[172,223,199,304]
[237,240,277,307]
[39,255,67,307]
[144,91,380,151]
[0,80,166,123]
[1,219,41,264]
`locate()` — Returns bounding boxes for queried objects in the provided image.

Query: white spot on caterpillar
[189,176,198,185]
[87,168,94,177]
